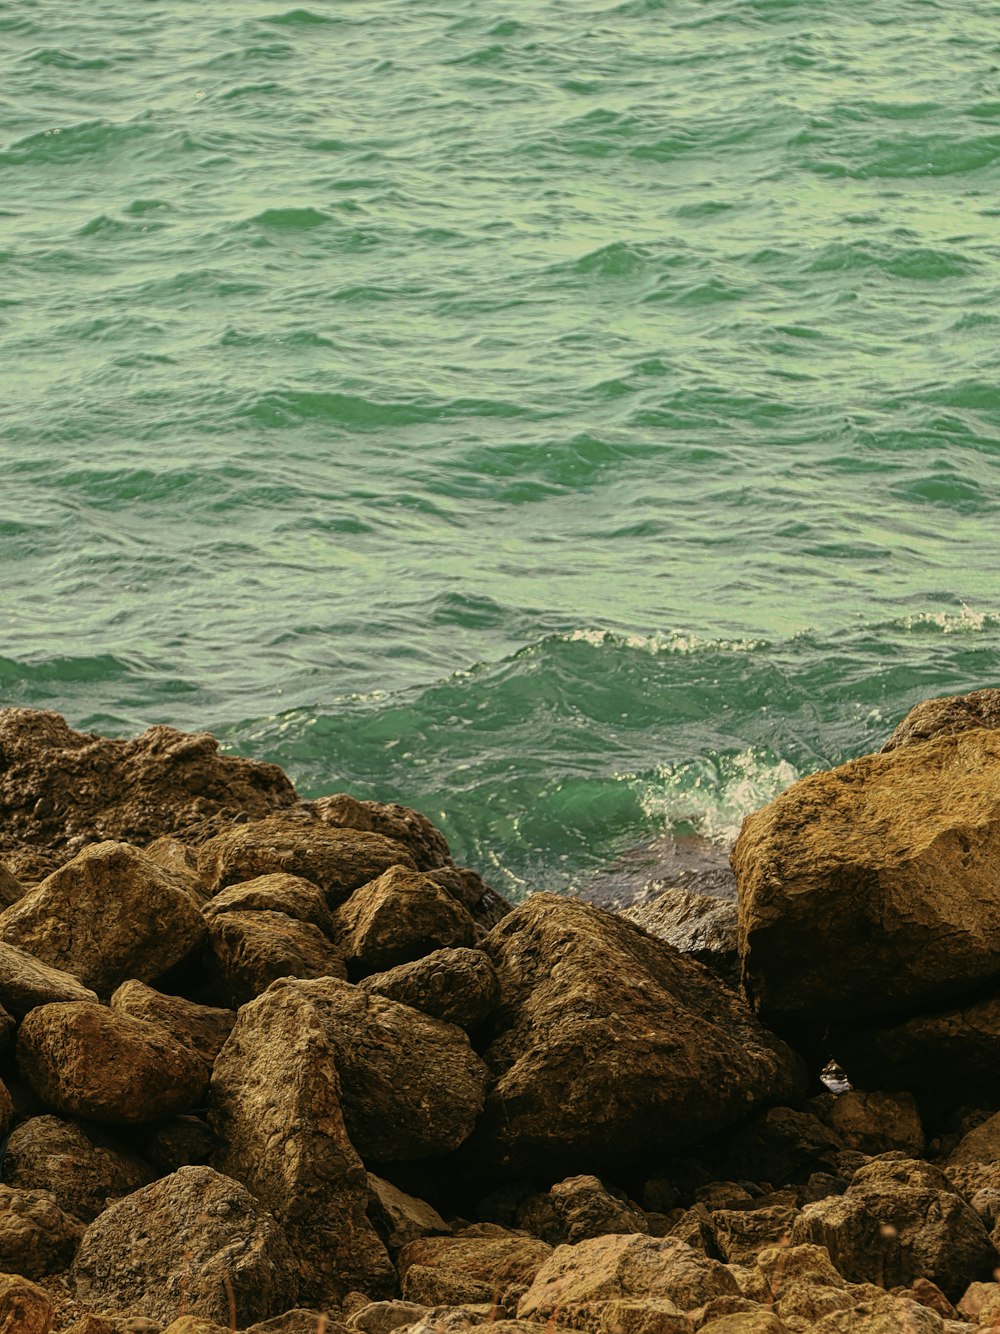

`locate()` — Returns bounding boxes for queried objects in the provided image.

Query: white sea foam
[639,748,801,847]
[901,603,993,634]
[566,627,762,655]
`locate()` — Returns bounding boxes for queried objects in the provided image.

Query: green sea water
[2,0,999,897]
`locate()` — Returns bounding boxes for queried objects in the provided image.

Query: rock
[203,873,336,937]
[882,688,1000,752]
[546,1176,649,1246]
[206,910,347,1005]
[471,895,804,1178]
[669,1203,719,1257]
[17,1001,209,1124]
[199,813,416,904]
[735,728,1000,1027]
[0,842,206,995]
[110,980,235,1069]
[0,1183,84,1276]
[957,1280,1000,1322]
[711,1206,798,1264]
[346,1300,430,1334]
[142,835,207,901]
[208,981,395,1303]
[399,1226,552,1307]
[273,977,488,1162]
[810,1292,948,1331]
[335,868,478,977]
[366,1174,450,1253]
[699,1315,786,1334]
[0,866,24,911]
[592,1297,691,1333]
[717,1108,845,1186]
[0,709,297,877]
[0,941,98,1017]
[310,794,453,871]
[948,1110,1000,1166]
[161,1320,229,1334]
[791,1155,997,1299]
[0,1273,54,1334]
[2,1115,156,1221]
[135,1115,216,1173]
[517,1233,739,1320]
[425,866,513,932]
[815,1089,924,1157]
[754,1243,853,1324]
[0,1007,13,1057]
[242,1314,351,1334]
[359,948,500,1031]
[0,1083,13,1141]
[71,1165,298,1325]
[902,1279,956,1320]
[622,888,739,981]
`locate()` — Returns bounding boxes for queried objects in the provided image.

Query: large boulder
[209,980,395,1303]
[359,947,500,1031]
[469,895,804,1178]
[2,1115,156,1221]
[0,941,97,1017]
[71,1166,299,1326]
[335,868,478,976]
[17,1001,209,1124]
[206,909,347,1005]
[0,842,206,995]
[735,728,1000,1027]
[110,980,235,1069]
[882,688,1000,751]
[0,1184,84,1278]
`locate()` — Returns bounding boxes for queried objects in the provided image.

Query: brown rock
[718,1107,845,1186]
[346,1300,430,1334]
[948,1110,1000,1166]
[367,1174,450,1253]
[0,1272,53,1334]
[206,910,346,1005]
[134,1115,216,1173]
[209,980,395,1303]
[545,1176,649,1246]
[310,794,452,871]
[593,1297,690,1333]
[199,813,416,904]
[335,868,477,976]
[242,1314,350,1334]
[712,1206,798,1264]
[71,1165,298,1325]
[754,1242,851,1324]
[810,1292,947,1331]
[735,728,1000,1027]
[699,1315,786,1334]
[17,1001,209,1124]
[902,1279,956,1320]
[471,895,804,1177]
[399,1226,552,1307]
[0,1082,13,1141]
[669,1203,719,1257]
[0,941,98,1017]
[882,688,1000,751]
[0,1183,84,1276]
[623,888,738,981]
[0,842,206,995]
[110,980,235,1069]
[142,835,207,901]
[2,1115,156,1221]
[816,1089,924,1157]
[204,873,336,936]
[0,866,25,911]
[161,1320,229,1334]
[0,1007,13,1058]
[957,1279,1000,1321]
[425,866,513,932]
[359,948,500,1031]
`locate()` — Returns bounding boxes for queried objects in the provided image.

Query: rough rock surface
[17,1001,209,1124]
[0,709,296,879]
[109,980,235,1069]
[209,981,395,1303]
[366,1174,451,1253]
[548,1175,649,1246]
[335,868,478,976]
[735,728,1000,1026]
[0,842,207,995]
[203,873,336,937]
[717,1107,845,1185]
[359,947,500,1031]
[309,793,453,871]
[206,909,347,1005]
[0,1272,54,1334]
[135,1114,216,1173]
[0,941,97,1017]
[0,866,24,912]
[471,895,804,1177]
[0,1184,85,1277]
[623,888,739,981]
[425,866,513,932]
[816,1089,924,1157]
[882,688,1000,752]
[947,1110,1000,1167]
[398,1226,552,1306]
[199,812,417,903]
[71,1165,299,1326]
[2,1115,156,1221]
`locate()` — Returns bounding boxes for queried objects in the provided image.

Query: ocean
[2,0,999,899]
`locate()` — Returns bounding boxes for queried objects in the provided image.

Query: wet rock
[0,710,296,877]
[310,793,453,872]
[399,1226,552,1307]
[203,873,336,937]
[72,1167,299,1325]
[881,688,1000,751]
[367,1174,450,1253]
[110,980,235,1069]
[359,948,500,1031]
[209,980,395,1303]
[622,888,738,981]
[275,976,488,1162]
[791,1155,997,1299]
[199,812,416,904]
[717,1108,845,1186]
[17,1001,209,1124]
[0,1183,84,1277]
[735,728,1000,1027]
[206,909,347,1005]
[0,1272,54,1334]
[335,867,478,977]
[0,941,98,1017]
[814,1089,924,1157]
[2,1115,156,1221]
[471,895,804,1178]
[0,842,206,995]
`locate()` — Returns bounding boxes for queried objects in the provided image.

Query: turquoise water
[2,0,999,897]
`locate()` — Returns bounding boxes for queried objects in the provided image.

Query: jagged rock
[623,888,738,981]
[947,1110,1000,1166]
[110,980,235,1068]
[813,1089,924,1158]
[71,1166,298,1325]
[957,1280,1000,1322]
[2,1115,156,1221]
[517,1233,739,1320]
[711,1206,798,1265]
[399,1226,552,1307]
[17,1001,209,1124]
[367,1174,450,1253]
[470,895,804,1177]
[134,1115,216,1173]
[699,1314,785,1334]
[810,1291,948,1331]
[754,1243,856,1325]
[735,728,1000,1027]
[310,794,452,871]
[0,866,24,911]
[142,836,207,901]
[199,812,416,904]
[242,1315,351,1334]
[425,866,513,932]
[273,977,487,1162]
[359,948,500,1031]
[545,1176,649,1245]
[0,941,98,1017]
[206,910,347,1005]
[0,1272,54,1334]
[717,1108,845,1186]
[335,868,477,977]
[0,842,206,995]
[209,980,395,1303]
[0,1183,84,1276]
[346,1300,430,1334]
[882,688,1000,751]
[791,1156,997,1299]
[203,873,336,937]
[0,709,296,877]
[900,1279,956,1320]
[669,1203,719,1257]
[590,1297,691,1333]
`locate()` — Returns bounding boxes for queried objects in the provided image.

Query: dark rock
[882,688,1000,751]
[366,1174,450,1253]
[17,1001,209,1124]
[133,1115,216,1173]
[424,867,513,932]
[203,873,336,937]
[206,909,347,1006]
[359,948,500,1031]
[310,793,452,871]
[0,941,98,1018]
[622,888,738,981]
[71,1165,299,1325]
[335,868,477,976]
[110,980,235,1069]
[717,1107,846,1186]
[242,1314,351,1334]
[815,1089,924,1157]
[0,1184,84,1277]
[0,866,25,912]
[2,1115,156,1221]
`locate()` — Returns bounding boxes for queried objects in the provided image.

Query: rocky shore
[0,694,999,1332]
